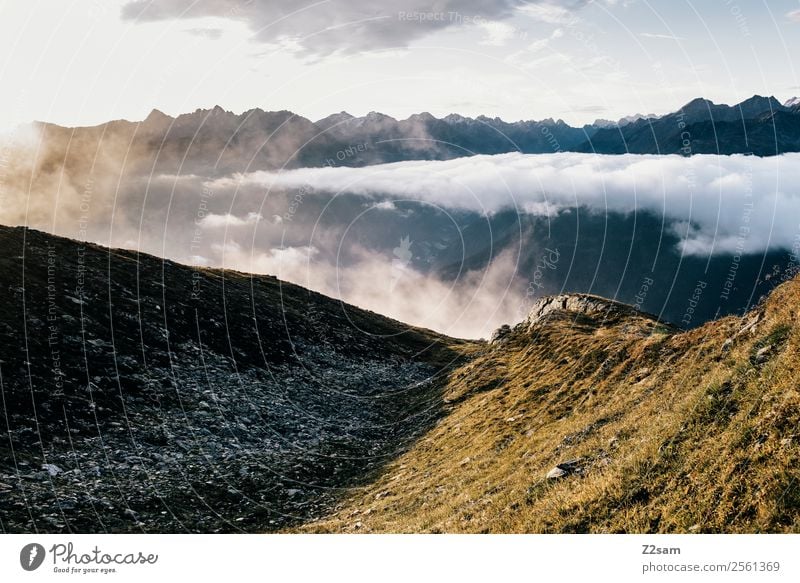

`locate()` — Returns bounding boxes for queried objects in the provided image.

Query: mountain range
[581,96,800,155]
[23,95,800,180]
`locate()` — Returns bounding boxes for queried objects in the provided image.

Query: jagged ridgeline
[1,226,798,533]
[24,95,800,180]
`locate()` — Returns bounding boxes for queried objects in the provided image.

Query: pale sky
[1,0,799,131]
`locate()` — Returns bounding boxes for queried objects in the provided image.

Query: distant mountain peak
[354,111,396,126]
[241,107,266,117]
[592,118,617,128]
[443,113,470,124]
[739,94,780,104]
[736,94,785,114]
[680,97,716,112]
[619,112,659,125]
[317,111,353,122]
[592,112,659,128]
[407,111,436,122]
[144,108,172,123]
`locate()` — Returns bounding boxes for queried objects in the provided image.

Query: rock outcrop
[525,293,659,329]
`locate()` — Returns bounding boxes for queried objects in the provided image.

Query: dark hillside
[0,226,471,533]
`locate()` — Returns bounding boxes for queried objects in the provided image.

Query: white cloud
[211,241,319,276]
[184,27,224,39]
[206,242,516,339]
[477,21,518,46]
[519,3,578,24]
[787,9,800,23]
[219,152,800,256]
[504,27,568,68]
[199,212,263,228]
[639,32,685,41]
[225,242,524,339]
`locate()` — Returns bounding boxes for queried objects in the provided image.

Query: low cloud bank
[217,241,524,339]
[222,152,800,256]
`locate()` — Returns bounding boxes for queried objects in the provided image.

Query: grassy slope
[301,279,800,533]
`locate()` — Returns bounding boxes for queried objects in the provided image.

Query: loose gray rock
[41,464,62,477]
[546,459,582,479]
[754,345,773,363]
[490,324,512,344]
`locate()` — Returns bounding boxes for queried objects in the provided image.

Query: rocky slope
[0,226,472,533]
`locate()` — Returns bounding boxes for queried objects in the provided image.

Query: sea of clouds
[216,152,800,257]
[4,149,800,338]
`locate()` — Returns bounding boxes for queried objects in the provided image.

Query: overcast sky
[1,0,799,131]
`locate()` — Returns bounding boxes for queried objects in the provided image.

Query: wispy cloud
[639,32,685,41]
[199,212,262,228]
[519,2,579,24]
[569,104,609,114]
[504,27,565,68]
[184,27,224,39]
[477,21,518,46]
[787,9,800,23]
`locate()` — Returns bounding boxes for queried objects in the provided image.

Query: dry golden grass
[297,278,800,533]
